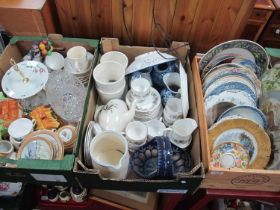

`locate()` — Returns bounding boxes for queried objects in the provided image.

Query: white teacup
[8,118,36,142]
[145,119,166,141]
[100,51,128,69]
[66,46,88,72]
[0,140,14,157]
[93,61,125,92]
[90,131,129,179]
[164,118,197,149]
[163,98,183,126]
[125,121,147,151]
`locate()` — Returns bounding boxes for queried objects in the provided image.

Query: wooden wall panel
[54,0,255,53]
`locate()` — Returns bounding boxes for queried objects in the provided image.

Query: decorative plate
[17,136,54,160]
[204,81,257,102]
[1,61,49,99]
[211,47,256,63]
[261,66,280,93]
[179,62,189,118]
[199,40,269,76]
[208,118,271,169]
[57,125,77,150]
[205,90,256,126]
[210,142,249,169]
[217,105,267,129]
[25,130,64,160]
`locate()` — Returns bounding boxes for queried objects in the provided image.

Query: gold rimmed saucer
[208,118,271,169]
[24,130,64,160]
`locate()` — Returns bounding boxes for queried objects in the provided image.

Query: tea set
[199,39,272,170]
[0,42,88,166]
[86,50,197,180]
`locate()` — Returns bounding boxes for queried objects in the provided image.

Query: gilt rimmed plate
[199,40,269,76]
[208,118,271,169]
[217,105,267,129]
[2,61,49,99]
[17,136,54,160]
[210,142,249,169]
[25,130,64,160]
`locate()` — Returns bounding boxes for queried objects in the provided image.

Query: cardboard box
[73,38,204,192]
[192,55,280,192]
[0,35,99,186]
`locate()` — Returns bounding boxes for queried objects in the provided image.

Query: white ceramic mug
[8,118,36,142]
[93,61,126,92]
[66,46,88,72]
[100,51,128,69]
[125,121,147,151]
[90,131,129,179]
[145,119,166,141]
[163,98,183,126]
[164,118,197,149]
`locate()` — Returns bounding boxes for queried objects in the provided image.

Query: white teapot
[94,99,136,132]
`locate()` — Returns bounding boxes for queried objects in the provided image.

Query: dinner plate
[199,40,269,76]
[217,105,267,129]
[17,136,54,160]
[2,61,49,99]
[179,62,189,118]
[209,118,271,169]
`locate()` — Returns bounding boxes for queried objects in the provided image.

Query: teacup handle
[51,128,57,132]
[163,127,172,138]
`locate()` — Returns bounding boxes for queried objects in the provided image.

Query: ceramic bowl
[0,140,14,157]
[44,52,64,71]
[210,142,249,169]
[100,51,128,69]
[131,136,192,179]
[93,61,126,92]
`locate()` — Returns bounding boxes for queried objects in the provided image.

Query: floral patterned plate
[1,61,49,99]
[261,66,280,93]
[209,118,271,169]
[210,142,249,169]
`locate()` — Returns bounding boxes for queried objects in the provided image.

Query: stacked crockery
[126,78,162,121]
[64,46,94,86]
[199,40,271,170]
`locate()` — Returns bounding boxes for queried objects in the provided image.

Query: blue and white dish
[205,81,257,102]
[217,105,267,129]
[199,40,269,76]
[131,136,192,179]
[232,58,261,78]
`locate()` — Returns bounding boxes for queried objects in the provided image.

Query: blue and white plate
[204,81,257,102]
[217,105,267,129]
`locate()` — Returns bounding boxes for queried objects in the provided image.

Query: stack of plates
[83,121,95,168]
[199,40,268,127]
[64,52,94,86]
[126,87,162,122]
